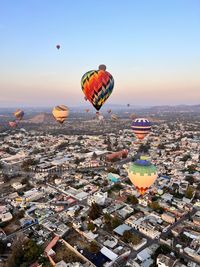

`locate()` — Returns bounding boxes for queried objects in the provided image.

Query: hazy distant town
[0,105,200,267]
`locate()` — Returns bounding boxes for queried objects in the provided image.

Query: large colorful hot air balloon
[81,65,114,111]
[128,158,157,195]
[9,121,17,128]
[14,109,24,120]
[52,105,69,124]
[131,118,151,140]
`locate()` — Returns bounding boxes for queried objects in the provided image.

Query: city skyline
[0,0,200,107]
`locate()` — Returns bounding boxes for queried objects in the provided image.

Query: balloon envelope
[81,65,114,111]
[9,121,17,128]
[111,114,118,121]
[56,45,60,49]
[14,109,24,120]
[131,118,151,140]
[128,159,157,195]
[52,105,69,124]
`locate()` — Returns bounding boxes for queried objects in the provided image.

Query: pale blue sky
[0,0,200,107]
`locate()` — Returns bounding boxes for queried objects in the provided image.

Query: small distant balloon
[9,121,17,128]
[52,105,69,124]
[107,109,112,114]
[85,108,89,113]
[56,44,60,50]
[111,114,118,121]
[130,113,137,120]
[14,109,24,120]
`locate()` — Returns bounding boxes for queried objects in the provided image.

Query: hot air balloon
[14,109,24,120]
[52,105,69,124]
[56,44,60,50]
[97,115,104,121]
[131,118,151,140]
[130,113,137,120]
[111,114,118,121]
[128,157,157,195]
[9,121,17,128]
[107,109,112,114]
[84,96,88,101]
[81,64,114,111]
[127,104,130,107]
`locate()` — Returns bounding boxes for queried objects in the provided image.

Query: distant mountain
[25,112,54,124]
[146,104,200,113]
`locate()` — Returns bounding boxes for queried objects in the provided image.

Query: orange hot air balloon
[128,158,157,195]
[52,105,69,124]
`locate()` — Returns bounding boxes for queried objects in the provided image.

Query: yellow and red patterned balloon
[81,65,114,111]
[14,109,24,120]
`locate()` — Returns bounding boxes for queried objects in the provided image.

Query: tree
[104,213,112,224]
[122,230,133,243]
[157,144,165,149]
[87,222,95,231]
[180,154,191,162]
[87,241,100,253]
[138,143,150,153]
[185,176,194,184]
[103,214,122,230]
[149,201,160,210]
[23,240,42,264]
[107,144,112,151]
[57,142,69,150]
[185,186,195,199]
[152,245,171,265]
[92,152,98,159]
[122,231,141,245]
[126,195,138,205]
[111,216,122,229]
[15,210,25,220]
[187,165,197,174]
[107,166,120,174]
[88,203,102,220]
[149,201,164,213]
[74,157,81,165]
[0,240,6,254]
